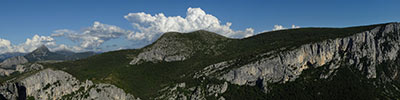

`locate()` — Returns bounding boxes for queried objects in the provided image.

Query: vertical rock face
[219,23,400,88]
[0,82,26,100]
[157,82,229,100]
[0,69,138,100]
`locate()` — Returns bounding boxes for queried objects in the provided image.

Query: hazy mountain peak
[32,45,50,54]
[23,45,96,62]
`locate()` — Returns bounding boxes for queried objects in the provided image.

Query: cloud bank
[124,7,254,41]
[51,7,255,51]
[0,35,58,54]
[52,21,132,50]
[1,7,299,54]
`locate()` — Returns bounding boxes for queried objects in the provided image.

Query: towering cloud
[1,8,301,54]
[20,35,56,52]
[51,7,255,51]
[124,7,255,41]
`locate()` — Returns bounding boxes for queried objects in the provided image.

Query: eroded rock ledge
[0,69,139,100]
[220,23,400,88]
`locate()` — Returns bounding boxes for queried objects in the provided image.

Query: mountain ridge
[24,45,96,62]
[49,23,393,99]
[2,22,400,100]
[0,52,26,62]
[0,45,97,77]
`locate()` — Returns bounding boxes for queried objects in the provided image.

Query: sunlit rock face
[0,69,138,100]
[0,56,28,69]
[0,63,43,77]
[220,23,400,89]
[155,23,400,99]
[130,33,193,65]
[130,31,228,65]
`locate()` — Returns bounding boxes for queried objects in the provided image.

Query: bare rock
[0,56,28,69]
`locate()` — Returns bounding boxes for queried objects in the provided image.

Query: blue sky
[0,0,399,53]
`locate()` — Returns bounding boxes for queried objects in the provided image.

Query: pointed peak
[33,45,50,53]
[38,45,48,49]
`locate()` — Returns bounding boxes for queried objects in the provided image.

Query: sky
[0,0,399,54]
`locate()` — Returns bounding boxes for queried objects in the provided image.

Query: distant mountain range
[24,45,96,62]
[0,52,25,62]
[0,45,96,77]
[1,22,400,100]
[0,45,96,63]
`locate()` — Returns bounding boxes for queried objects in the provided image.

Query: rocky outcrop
[0,56,28,69]
[130,33,193,65]
[157,82,228,100]
[28,45,51,57]
[219,23,400,89]
[130,31,230,65]
[4,23,400,99]
[0,69,138,100]
[0,68,15,76]
[193,61,235,79]
[0,82,26,100]
[0,63,43,77]
[0,56,29,76]
[0,52,25,63]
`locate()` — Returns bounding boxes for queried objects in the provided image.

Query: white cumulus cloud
[0,35,59,54]
[273,25,286,31]
[0,8,302,54]
[0,38,13,54]
[19,35,56,52]
[272,24,300,31]
[124,7,254,41]
[292,25,300,28]
[51,44,83,52]
[51,8,255,51]
[52,21,132,50]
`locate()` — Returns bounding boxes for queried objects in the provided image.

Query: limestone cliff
[0,69,138,100]
[2,23,400,99]
[202,23,400,91]
[0,56,28,69]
